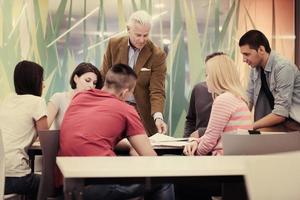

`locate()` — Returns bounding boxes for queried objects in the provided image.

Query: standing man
[59,64,174,200]
[101,10,167,136]
[239,30,300,131]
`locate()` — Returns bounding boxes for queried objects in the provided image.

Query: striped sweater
[196,92,253,156]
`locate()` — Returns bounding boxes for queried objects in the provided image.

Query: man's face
[240,44,263,68]
[128,23,151,50]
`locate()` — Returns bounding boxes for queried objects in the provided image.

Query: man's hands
[155,118,168,134]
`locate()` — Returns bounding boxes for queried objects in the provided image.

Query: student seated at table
[0,61,48,199]
[59,63,174,200]
[184,52,253,156]
[176,53,253,200]
[184,81,213,138]
[47,62,102,129]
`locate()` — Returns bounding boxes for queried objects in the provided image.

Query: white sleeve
[32,97,47,121]
[49,93,62,109]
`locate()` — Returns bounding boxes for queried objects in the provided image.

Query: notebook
[150,133,188,148]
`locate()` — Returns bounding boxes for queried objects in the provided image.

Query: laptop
[222,131,300,155]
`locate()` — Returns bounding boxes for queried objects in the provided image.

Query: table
[28,142,42,172]
[27,144,183,172]
[57,156,249,200]
[245,151,300,200]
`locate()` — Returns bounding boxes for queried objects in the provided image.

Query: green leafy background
[0,0,295,136]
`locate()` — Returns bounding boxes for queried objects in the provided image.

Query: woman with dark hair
[0,60,48,199]
[47,62,103,129]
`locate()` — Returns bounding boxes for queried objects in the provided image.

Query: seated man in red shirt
[59,63,174,200]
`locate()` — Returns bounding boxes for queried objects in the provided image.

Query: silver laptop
[222,131,300,155]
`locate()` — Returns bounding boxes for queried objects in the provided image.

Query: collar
[263,51,275,73]
[128,39,141,52]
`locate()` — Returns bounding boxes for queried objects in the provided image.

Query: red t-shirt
[59,89,146,156]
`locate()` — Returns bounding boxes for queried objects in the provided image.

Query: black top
[184,82,213,137]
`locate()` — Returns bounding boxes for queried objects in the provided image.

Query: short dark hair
[239,30,271,53]
[105,63,137,91]
[69,62,103,89]
[14,60,44,96]
[205,52,226,63]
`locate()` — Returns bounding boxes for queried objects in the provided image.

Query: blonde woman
[184,52,253,156]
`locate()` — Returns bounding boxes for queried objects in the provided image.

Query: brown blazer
[101,36,167,135]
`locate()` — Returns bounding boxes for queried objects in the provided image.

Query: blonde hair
[205,53,248,104]
[127,10,152,28]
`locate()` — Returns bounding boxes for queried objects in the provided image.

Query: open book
[149,133,188,148]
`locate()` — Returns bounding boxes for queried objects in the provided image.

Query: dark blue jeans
[175,181,221,200]
[83,183,174,200]
[5,173,40,200]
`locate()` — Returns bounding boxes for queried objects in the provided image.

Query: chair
[37,130,61,200]
[1,130,5,200]
[245,151,300,200]
[1,131,22,200]
[222,131,300,155]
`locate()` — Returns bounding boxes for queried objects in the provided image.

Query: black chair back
[37,130,60,200]
[0,130,5,199]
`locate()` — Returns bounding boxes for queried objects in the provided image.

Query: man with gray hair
[101,10,167,136]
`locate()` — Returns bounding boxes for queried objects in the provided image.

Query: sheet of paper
[149,133,188,143]
[32,141,40,147]
[149,133,188,148]
[151,141,188,148]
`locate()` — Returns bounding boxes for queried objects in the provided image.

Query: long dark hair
[14,60,44,96]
